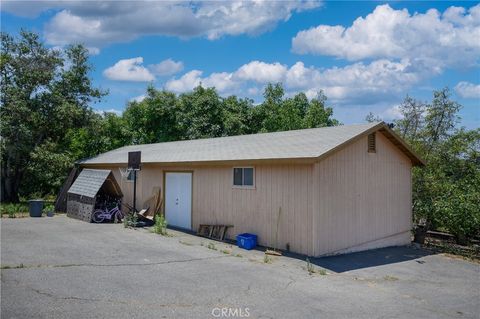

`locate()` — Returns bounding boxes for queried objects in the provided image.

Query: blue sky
[2,1,479,128]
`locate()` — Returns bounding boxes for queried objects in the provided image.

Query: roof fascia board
[313,122,425,167]
[78,123,425,168]
[378,125,426,166]
[80,157,318,168]
[313,122,384,164]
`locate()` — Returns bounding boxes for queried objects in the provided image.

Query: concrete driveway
[1,216,479,319]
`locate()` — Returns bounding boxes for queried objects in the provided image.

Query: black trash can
[28,199,44,217]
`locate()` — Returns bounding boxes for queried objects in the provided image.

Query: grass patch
[235,253,243,258]
[306,258,315,274]
[1,203,27,218]
[424,238,480,261]
[123,212,138,228]
[305,258,326,275]
[263,254,272,264]
[1,201,55,218]
[221,249,231,254]
[207,242,217,250]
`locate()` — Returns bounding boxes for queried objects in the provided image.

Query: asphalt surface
[1,216,479,319]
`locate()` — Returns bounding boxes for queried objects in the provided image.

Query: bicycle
[92,204,124,223]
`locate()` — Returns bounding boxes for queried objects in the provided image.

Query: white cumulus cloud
[165,58,421,105]
[149,59,184,76]
[1,1,321,51]
[292,4,480,70]
[130,94,146,103]
[94,108,123,116]
[165,70,239,95]
[103,57,155,82]
[234,61,288,83]
[165,70,203,92]
[454,81,480,99]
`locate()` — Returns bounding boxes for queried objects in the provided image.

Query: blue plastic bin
[28,199,44,217]
[236,233,257,250]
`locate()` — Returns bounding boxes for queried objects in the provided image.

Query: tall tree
[123,86,180,144]
[423,87,461,151]
[258,83,285,132]
[303,91,338,128]
[177,86,225,139]
[222,95,254,136]
[0,31,105,201]
[392,88,479,242]
[365,112,382,123]
[394,95,425,141]
[278,93,308,131]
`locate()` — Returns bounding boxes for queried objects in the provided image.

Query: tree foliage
[1,30,106,201]
[392,88,479,241]
[5,32,475,242]
[1,31,339,202]
[120,82,339,144]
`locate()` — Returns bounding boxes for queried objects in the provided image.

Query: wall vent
[368,132,376,153]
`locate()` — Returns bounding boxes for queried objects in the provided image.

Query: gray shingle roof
[67,169,111,198]
[79,122,423,166]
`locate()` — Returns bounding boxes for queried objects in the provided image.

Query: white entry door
[165,172,192,230]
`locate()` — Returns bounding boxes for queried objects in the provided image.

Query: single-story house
[78,122,424,256]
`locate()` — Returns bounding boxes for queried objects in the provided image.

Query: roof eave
[314,122,425,167]
[80,157,320,167]
[377,123,426,167]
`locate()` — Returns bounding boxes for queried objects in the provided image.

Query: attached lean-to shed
[67,169,123,222]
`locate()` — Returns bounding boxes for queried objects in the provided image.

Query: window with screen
[233,167,255,187]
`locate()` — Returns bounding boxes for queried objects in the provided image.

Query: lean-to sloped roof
[79,122,424,166]
[68,169,122,198]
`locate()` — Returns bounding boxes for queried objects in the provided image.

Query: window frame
[232,167,255,189]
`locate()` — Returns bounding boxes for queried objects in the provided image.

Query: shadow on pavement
[309,246,433,273]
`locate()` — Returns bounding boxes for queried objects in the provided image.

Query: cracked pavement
[1,216,479,318]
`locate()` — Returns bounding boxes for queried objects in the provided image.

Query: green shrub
[43,204,55,215]
[438,192,479,244]
[263,254,272,264]
[306,258,315,274]
[8,205,18,218]
[123,212,138,228]
[1,203,28,218]
[153,214,168,235]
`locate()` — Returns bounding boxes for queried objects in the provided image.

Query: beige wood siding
[81,130,413,257]
[86,163,315,255]
[191,164,314,255]
[312,132,412,256]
